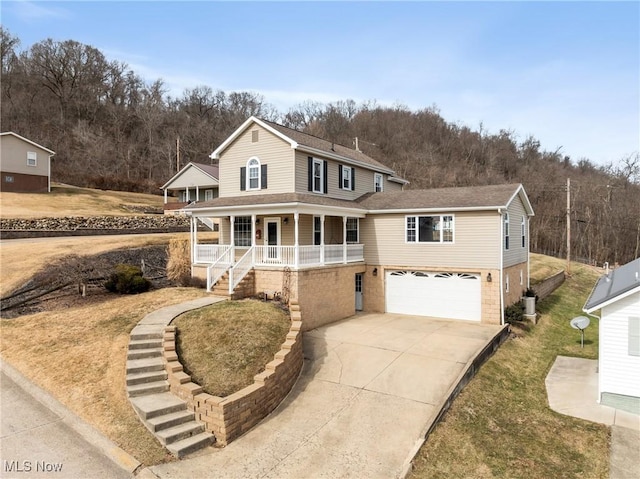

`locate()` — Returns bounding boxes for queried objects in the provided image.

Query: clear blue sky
[2,1,639,167]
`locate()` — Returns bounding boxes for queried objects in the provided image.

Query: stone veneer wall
[162,301,304,445]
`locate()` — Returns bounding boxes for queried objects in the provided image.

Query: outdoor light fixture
[487,272,492,282]
[373,268,378,276]
[283,217,289,224]
[255,218,260,224]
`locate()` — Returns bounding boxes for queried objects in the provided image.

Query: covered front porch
[187,202,366,293]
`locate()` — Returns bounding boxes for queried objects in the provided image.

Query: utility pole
[566,177,571,275]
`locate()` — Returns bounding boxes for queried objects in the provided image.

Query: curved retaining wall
[162,301,304,445]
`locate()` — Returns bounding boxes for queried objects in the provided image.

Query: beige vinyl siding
[294,150,385,199]
[167,166,218,189]
[0,135,50,177]
[218,125,295,197]
[361,211,501,269]
[503,194,529,267]
[385,179,404,192]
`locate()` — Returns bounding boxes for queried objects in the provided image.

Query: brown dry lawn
[0,183,163,218]
[0,233,190,297]
[0,287,210,465]
[174,300,291,397]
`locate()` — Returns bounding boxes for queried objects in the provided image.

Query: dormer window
[247,158,260,190]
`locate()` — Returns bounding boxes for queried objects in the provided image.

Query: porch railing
[253,244,364,267]
[206,246,233,292]
[196,244,228,263]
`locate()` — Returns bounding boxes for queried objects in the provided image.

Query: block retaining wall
[532,270,565,300]
[161,301,304,445]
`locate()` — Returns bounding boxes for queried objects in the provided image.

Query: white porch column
[164,189,168,204]
[190,216,195,263]
[196,185,200,201]
[186,188,190,202]
[342,216,348,264]
[252,214,257,264]
[320,214,325,264]
[193,216,198,262]
[230,215,235,260]
[294,212,300,269]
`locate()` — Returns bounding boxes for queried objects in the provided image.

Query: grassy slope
[410,257,609,479]
[0,184,163,218]
[174,300,291,397]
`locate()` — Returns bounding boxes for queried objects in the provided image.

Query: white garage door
[385,270,481,321]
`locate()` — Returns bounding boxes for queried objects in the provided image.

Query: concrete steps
[125,311,217,458]
[212,270,255,299]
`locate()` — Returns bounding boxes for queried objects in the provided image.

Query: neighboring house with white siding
[0,132,55,193]
[161,162,219,213]
[583,258,640,412]
[184,116,534,330]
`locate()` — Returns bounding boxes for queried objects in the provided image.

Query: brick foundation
[162,301,304,445]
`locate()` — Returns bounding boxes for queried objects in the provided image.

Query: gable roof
[583,258,640,313]
[357,183,534,214]
[210,116,396,175]
[161,162,219,190]
[0,132,55,155]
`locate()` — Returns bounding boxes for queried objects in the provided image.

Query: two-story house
[161,162,219,214]
[185,117,534,330]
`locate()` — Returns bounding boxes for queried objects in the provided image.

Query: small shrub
[104,264,151,294]
[504,303,525,323]
[167,239,191,286]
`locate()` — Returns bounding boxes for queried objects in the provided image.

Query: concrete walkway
[545,356,640,479]
[145,313,505,479]
[1,361,136,479]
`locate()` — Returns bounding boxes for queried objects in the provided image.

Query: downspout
[527,216,531,288]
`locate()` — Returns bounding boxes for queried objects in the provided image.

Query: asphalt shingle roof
[357,184,523,210]
[261,120,392,172]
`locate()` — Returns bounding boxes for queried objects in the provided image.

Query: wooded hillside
[2,29,638,265]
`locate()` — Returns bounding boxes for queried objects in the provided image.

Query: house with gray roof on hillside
[584,258,640,413]
[182,116,535,330]
[161,162,219,214]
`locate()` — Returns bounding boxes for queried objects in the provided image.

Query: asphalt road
[0,367,135,479]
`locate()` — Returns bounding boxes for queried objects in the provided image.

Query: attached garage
[385,270,481,321]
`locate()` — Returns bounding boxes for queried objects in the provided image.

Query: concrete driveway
[148,313,505,479]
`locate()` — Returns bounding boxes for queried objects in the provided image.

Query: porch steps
[125,297,226,458]
[212,270,255,300]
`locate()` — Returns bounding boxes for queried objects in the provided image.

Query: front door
[355,273,363,311]
[264,218,281,260]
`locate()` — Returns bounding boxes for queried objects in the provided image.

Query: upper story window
[504,212,510,250]
[240,157,267,191]
[247,158,260,190]
[346,217,359,243]
[374,173,383,192]
[27,151,37,167]
[406,215,454,243]
[308,157,327,194]
[339,165,355,191]
[521,215,526,248]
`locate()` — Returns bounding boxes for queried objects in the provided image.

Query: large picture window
[406,215,454,243]
[234,216,252,247]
